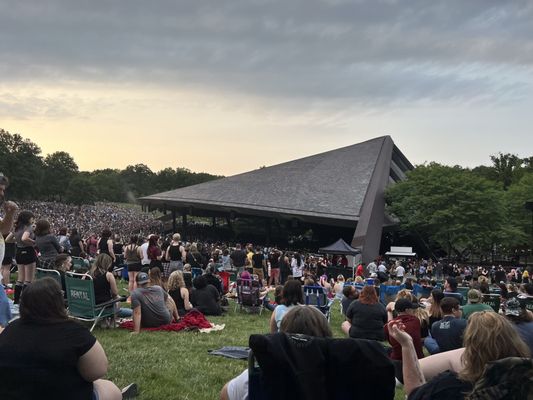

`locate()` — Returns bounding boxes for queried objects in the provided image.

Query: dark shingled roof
[140,136,394,227]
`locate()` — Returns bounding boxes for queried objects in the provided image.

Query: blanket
[119,309,223,332]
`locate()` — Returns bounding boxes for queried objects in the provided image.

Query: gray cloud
[1,0,532,107]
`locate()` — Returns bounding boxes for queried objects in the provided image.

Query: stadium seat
[303,285,334,322]
[235,278,264,314]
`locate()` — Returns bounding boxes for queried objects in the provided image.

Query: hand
[3,201,18,213]
[387,321,413,347]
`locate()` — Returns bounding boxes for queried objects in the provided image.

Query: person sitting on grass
[270,279,303,332]
[190,275,222,316]
[220,305,332,400]
[341,285,387,341]
[425,297,466,355]
[388,311,531,399]
[168,270,193,317]
[131,272,172,333]
[0,277,137,399]
[263,285,283,312]
[341,284,358,316]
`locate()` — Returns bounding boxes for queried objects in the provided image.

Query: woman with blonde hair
[90,253,119,305]
[389,311,531,399]
[167,270,193,316]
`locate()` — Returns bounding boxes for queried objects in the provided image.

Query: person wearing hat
[461,289,494,320]
[131,272,172,333]
[384,298,425,362]
[504,297,533,354]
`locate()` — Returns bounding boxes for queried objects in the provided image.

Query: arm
[387,321,426,396]
[21,230,36,246]
[107,239,115,261]
[52,236,62,252]
[181,287,193,310]
[132,306,141,334]
[270,309,278,333]
[77,341,109,382]
[106,272,119,298]
[0,201,18,236]
[78,240,85,253]
[419,348,465,381]
[165,246,171,261]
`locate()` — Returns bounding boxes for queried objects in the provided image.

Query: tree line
[0,129,222,204]
[386,154,533,260]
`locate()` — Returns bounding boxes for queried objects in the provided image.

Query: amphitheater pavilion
[139,136,413,263]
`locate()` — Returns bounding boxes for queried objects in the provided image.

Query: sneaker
[121,383,138,399]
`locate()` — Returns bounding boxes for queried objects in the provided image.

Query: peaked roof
[318,238,361,255]
[140,136,404,227]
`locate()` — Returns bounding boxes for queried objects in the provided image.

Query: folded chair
[303,285,334,322]
[379,284,406,305]
[235,278,264,314]
[65,271,124,332]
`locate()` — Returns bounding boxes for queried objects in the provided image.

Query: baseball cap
[136,272,149,285]
[504,298,522,317]
[395,298,420,313]
[467,289,482,304]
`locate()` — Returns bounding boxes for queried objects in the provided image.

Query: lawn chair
[379,284,405,305]
[248,333,395,400]
[412,283,433,299]
[520,297,533,312]
[457,287,469,301]
[235,278,263,314]
[36,267,62,286]
[37,257,54,270]
[71,256,89,273]
[482,294,501,313]
[443,292,465,306]
[303,285,334,322]
[65,271,123,332]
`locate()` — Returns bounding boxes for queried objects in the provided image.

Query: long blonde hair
[459,311,530,383]
[90,253,112,277]
[168,270,185,291]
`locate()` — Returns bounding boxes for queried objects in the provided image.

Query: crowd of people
[2,170,533,399]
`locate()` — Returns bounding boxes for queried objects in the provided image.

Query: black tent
[319,239,361,256]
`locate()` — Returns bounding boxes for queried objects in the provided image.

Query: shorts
[127,262,142,272]
[270,268,280,279]
[15,247,37,265]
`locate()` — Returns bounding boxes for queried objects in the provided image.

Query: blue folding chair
[379,284,406,305]
[192,267,203,279]
[303,285,334,321]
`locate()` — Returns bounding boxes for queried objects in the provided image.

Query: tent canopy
[319,239,361,256]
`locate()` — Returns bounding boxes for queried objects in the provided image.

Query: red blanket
[120,309,212,331]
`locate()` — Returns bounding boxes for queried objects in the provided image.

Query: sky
[1,0,533,176]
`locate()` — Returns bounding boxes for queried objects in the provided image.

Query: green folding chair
[457,287,469,302]
[519,297,533,312]
[482,294,501,313]
[71,257,89,273]
[65,271,123,332]
[36,267,62,286]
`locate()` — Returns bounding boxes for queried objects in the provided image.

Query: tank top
[93,273,112,304]
[168,244,182,261]
[124,245,141,264]
[169,288,186,314]
[98,239,110,255]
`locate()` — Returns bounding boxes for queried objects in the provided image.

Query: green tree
[505,172,533,247]
[120,164,155,197]
[65,174,98,205]
[0,129,44,199]
[490,152,524,190]
[42,151,79,201]
[386,163,507,258]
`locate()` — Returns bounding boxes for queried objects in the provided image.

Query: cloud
[1,0,533,108]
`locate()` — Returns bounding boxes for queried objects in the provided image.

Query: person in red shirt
[356,263,365,277]
[384,298,424,361]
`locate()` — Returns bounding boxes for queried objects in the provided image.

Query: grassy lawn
[93,287,405,399]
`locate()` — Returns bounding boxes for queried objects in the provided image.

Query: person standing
[14,210,37,304]
[0,174,18,266]
[252,247,265,282]
[291,252,304,281]
[124,236,142,293]
[268,249,281,287]
[230,244,247,273]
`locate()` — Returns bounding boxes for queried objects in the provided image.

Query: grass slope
[94,293,404,399]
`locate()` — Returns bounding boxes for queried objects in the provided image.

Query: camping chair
[71,256,89,273]
[482,293,501,313]
[443,292,465,306]
[303,285,334,321]
[247,333,396,400]
[457,287,469,302]
[65,271,124,332]
[36,267,62,286]
[37,257,54,270]
[235,278,264,314]
[379,284,405,305]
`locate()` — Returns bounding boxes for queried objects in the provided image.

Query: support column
[172,209,177,233]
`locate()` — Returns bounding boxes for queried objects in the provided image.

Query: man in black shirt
[230,244,247,273]
[252,247,266,282]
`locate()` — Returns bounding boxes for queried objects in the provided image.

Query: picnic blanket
[208,346,250,360]
[119,309,224,332]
